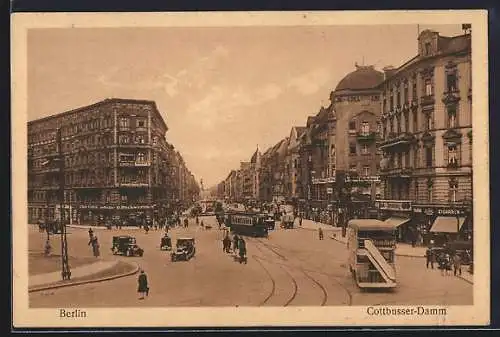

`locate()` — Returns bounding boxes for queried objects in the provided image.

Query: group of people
[222,232,247,264]
[425,247,466,276]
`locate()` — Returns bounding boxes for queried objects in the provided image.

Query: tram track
[253,238,353,306]
[251,241,298,307]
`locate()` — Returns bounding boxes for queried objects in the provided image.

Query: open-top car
[111,235,144,257]
[171,237,196,262]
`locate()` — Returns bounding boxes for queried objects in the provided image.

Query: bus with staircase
[347,219,397,289]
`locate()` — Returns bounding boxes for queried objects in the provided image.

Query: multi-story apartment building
[377,29,472,243]
[285,126,307,202]
[28,98,197,224]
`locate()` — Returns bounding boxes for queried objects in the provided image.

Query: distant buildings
[215,28,473,241]
[28,98,199,224]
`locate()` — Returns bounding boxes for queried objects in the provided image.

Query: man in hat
[137,269,149,299]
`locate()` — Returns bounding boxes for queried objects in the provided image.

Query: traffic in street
[29,203,472,308]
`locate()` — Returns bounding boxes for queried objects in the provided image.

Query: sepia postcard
[11,10,490,328]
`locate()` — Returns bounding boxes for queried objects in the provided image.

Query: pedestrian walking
[92,237,100,258]
[44,239,52,256]
[299,217,303,227]
[440,252,451,276]
[453,252,462,276]
[238,238,247,264]
[184,218,189,228]
[137,270,149,300]
[318,227,324,240]
[88,228,94,240]
[425,247,434,269]
[233,234,239,253]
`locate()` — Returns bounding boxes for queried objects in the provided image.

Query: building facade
[28,98,198,224]
[377,29,472,243]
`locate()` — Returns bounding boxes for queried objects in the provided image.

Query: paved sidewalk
[298,219,427,258]
[29,260,118,288]
[69,224,141,230]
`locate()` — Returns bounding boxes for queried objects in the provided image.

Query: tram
[225,212,269,237]
[347,219,397,289]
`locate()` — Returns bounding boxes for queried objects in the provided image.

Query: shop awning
[384,217,411,228]
[430,216,466,233]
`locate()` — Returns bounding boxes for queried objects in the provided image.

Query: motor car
[171,237,196,262]
[111,235,144,257]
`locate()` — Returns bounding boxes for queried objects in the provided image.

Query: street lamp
[54,128,71,280]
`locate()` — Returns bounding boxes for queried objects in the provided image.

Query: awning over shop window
[430,216,466,233]
[384,217,411,228]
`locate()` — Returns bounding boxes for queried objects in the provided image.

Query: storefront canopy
[384,217,411,228]
[430,216,466,233]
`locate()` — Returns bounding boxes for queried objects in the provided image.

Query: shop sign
[78,204,153,210]
[376,199,412,211]
[413,207,466,216]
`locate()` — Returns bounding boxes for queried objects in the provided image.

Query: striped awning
[430,216,465,233]
[384,217,411,228]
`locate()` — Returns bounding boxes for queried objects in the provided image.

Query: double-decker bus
[225,212,268,237]
[347,219,397,289]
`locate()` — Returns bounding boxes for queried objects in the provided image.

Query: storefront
[375,199,413,243]
[78,204,154,225]
[412,204,472,246]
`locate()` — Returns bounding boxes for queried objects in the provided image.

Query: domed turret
[334,64,384,92]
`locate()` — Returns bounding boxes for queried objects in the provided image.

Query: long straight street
[29,216,472,307]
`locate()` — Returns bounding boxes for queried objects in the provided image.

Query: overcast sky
[28,24,464,188]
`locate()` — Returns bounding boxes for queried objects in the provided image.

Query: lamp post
[55,128,71,280]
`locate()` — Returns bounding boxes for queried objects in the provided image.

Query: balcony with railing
[379,132,415,151]
[442,90,461,106]
[420,95,435,107]
[356,131,377,142]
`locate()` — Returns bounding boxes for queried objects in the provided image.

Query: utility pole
[57,128,71,280]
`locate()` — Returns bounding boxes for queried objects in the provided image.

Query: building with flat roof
[28,98,198,225]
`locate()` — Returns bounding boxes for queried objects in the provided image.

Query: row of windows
[384,142,466,169]
[382,69,459,112]
[387,178,465,203]
[382,106,460,139]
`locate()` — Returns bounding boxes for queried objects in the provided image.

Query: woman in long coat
[137,270,149,299]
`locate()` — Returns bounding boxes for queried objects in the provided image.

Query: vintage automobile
[111,235,144,257]
[160,234,172,250]
[171,237,196,262]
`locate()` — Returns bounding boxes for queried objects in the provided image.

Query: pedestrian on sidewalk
[92,237,100,258]
[440,252,451,276]
[44,239,52,256]
[425,247,434,269]
[232,234,239,254]
[137,270,149,300]
[453,252,462,276]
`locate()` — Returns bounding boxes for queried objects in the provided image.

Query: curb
[457,274,474,285]
[28,261,140,293]
[68,225,141,231]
